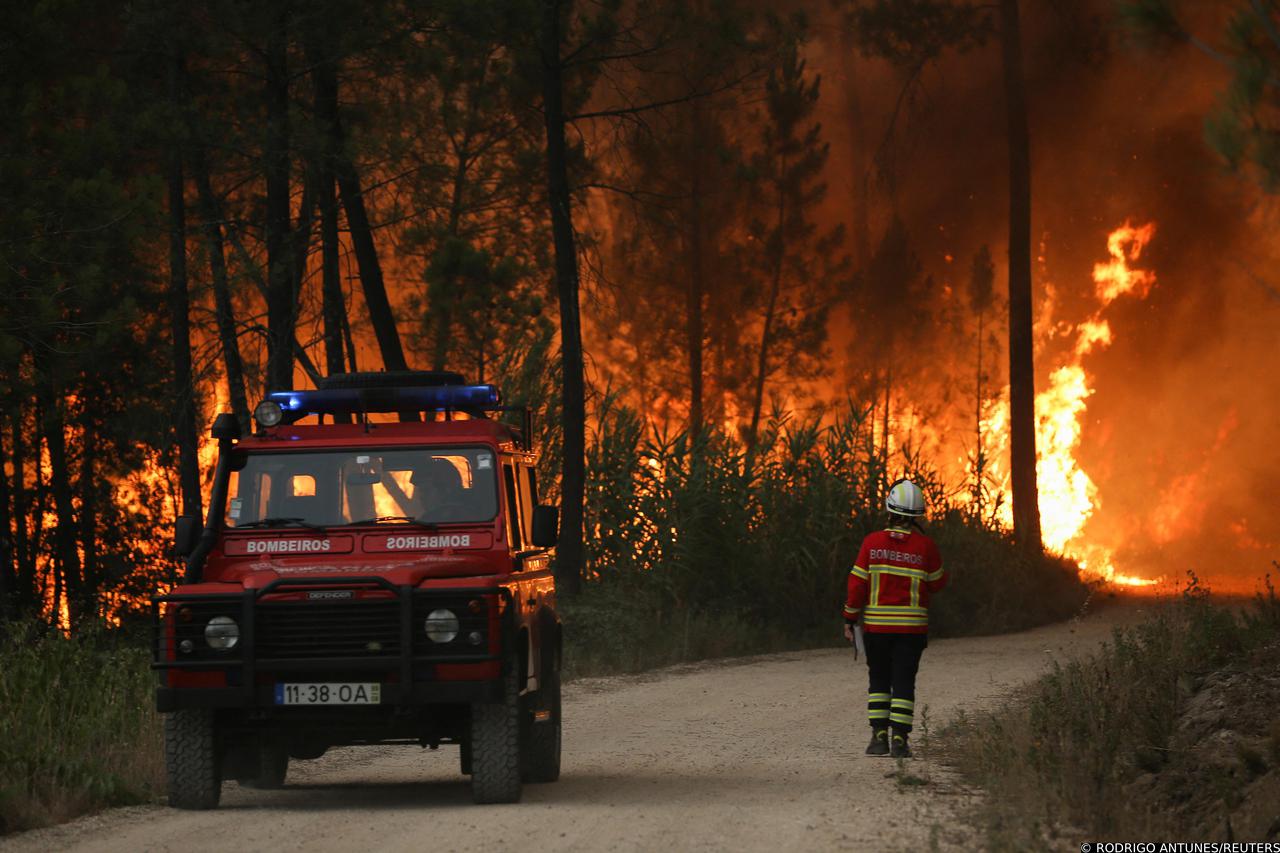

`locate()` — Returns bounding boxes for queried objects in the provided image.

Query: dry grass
[942,574,1280,850]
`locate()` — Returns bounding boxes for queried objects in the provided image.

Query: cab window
[503,462,523,550]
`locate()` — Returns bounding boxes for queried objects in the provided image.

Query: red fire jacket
[843,525,946,634]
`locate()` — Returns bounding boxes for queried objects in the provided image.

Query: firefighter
[842,479,947,758]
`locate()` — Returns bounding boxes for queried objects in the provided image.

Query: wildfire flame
[983,221,1161,588]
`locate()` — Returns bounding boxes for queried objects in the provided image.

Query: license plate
[275,683,381,705]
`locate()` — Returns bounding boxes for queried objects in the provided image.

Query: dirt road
[2,598,1151,853]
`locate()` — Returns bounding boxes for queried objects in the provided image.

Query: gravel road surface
[2,598,1150,853]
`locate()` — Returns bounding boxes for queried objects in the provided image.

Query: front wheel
[521,652,561,783]
[470,654,523,804]
[164,710,221,810]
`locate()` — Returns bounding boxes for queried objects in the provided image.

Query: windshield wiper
[235,516,326,530]
[343,515,438,528]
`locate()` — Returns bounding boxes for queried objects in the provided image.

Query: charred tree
[168,47,203,522]
[541,0,585,596]
[1000,0,1041,551]
[265,8,296,392]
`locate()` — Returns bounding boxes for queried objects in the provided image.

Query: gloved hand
[843,623,855,643]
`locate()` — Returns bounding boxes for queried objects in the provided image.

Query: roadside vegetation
[945,573,1280,849]
[562,400,1087,678]
[0,624,162,835]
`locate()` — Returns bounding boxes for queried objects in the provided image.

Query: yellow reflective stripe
[926,567,944,582]
[867,693,891,701]
[890,698,915,709]
[889,712,914,724]
[850,565,868,579]
[865,605,927,614]
[843,605,861,616]
[868,564,928,580]
[885,527,911,534]
[868,710,890,719]
[910,578,919,609]
[870,572,880,606]
[865,615,929,625]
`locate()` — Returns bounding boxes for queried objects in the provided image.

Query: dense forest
[2,0,1278,631]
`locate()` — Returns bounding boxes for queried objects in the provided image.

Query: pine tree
[741,21,849,452]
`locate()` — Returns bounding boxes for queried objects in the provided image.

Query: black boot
[865,728,889,756]
[890,731,911,758]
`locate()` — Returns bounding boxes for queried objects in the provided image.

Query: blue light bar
[265,384,501,423]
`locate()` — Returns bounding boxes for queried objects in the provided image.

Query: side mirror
[531,505,559,548]
[174,515,200,558]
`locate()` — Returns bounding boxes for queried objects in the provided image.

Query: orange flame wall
[803,0,1277,592]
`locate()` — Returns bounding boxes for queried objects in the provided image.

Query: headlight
[254,400,283,428]
[205,616,240,651]
[424,609,460,643]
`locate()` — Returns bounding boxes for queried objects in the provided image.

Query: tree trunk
[78,408,98,622]
[303,0,345,382]
[265,9,295,391]
[881,370,891,481]
[0,422,14,623]
[974,307,985,518]
[341,304,359,372]
[541,0,584,597]
[335,154,407,372]
[1000,0,1042,552]
[431,158,471,373]
[746,163,788,454]
[42,397,80,631]
[686,109,706,436]
[745,277,779,454]
[168,48,203,522]
[191,144,252,431]
[10,410,32,613]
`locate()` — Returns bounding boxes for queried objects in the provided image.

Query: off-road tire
[521,653,561,783]
[165,710,221,810]
[470,655,522,804]
[242,744,289,789]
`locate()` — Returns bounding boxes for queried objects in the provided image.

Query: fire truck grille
[256,599,402,659]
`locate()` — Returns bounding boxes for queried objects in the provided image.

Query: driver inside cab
[406,458,466,521]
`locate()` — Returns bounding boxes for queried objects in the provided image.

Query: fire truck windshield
[225,446,498,528]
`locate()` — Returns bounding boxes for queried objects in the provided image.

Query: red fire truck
[156,371,561,807]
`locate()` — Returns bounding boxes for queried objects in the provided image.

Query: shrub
[0,623,162,834]
[945,574,1280,847]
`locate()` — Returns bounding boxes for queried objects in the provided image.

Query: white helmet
[886,479,925,517]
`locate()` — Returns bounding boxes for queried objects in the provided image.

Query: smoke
[806,0,1278,590]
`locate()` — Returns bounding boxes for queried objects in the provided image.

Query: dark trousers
[864,632,927,734]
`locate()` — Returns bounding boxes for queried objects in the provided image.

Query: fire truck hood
[213,554,508,589]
